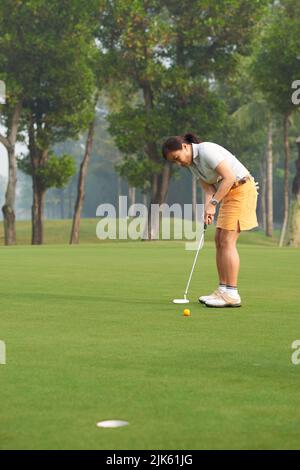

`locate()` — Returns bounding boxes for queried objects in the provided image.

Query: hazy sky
[0,144,8,178]
[0,142,29,178]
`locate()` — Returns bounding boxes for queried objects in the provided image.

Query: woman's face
[166,144,193,167]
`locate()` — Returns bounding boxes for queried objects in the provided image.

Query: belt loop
[231,175,250,189]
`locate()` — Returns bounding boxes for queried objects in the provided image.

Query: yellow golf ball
[183,309,191,316]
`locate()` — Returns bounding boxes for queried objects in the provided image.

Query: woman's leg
[200,225,241,305]
[217,224,241,286]
[215,228,226,284]
[205,224,242,307]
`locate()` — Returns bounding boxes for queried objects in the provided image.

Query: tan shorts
[216,176,258,231]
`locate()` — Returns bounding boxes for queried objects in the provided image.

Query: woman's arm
[198,179,215,203]
[198,179,216,224]
[204,161,235,225]
[211,161,235,203]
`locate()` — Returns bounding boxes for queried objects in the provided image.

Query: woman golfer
[162,133,258,308]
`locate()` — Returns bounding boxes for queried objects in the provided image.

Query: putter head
[173,298,190,304]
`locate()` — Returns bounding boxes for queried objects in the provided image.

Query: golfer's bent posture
[162,133,258,308]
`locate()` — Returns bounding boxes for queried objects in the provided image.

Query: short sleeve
[202,143,225,170]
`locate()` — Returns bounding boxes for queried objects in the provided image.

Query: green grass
[0,217,279,246]
[1,239,300,449]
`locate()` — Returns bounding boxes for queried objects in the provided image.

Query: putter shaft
[184,224,207,297]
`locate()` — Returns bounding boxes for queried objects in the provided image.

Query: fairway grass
[0,241,300,449]
[0,217,279,246]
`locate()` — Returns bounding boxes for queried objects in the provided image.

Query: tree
[98,0,267,238]
[70,92,99,244]
[115,154,159,200]
[0,100,22,244]
[252,0,300,246]
[18,152,76,234]
[0,0,99,244]
[289,137,300,246]
[0,0,25,244]
[217,47,285,236]
[231,97,277,235]
[0,175,7,217]
[23,1,97,244]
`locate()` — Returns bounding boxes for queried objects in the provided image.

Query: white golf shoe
[205,291,241,308]
[198,289,222,304]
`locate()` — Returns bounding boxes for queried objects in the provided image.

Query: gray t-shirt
[189,142,249,185]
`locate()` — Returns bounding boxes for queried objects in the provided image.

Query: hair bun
[183,133,201,144]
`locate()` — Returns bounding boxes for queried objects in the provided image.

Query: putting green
[0,239,300,449]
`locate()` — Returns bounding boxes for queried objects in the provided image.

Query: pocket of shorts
[229,185,248,203]
[246,186,258,210]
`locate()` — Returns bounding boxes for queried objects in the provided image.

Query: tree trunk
[68,182,73,218]
[118,176,122,199]
[28,116,49,245]
[140,79,173,239]
[128,187,131,206]
[2,146,17,244]
[146,172,159,240]
[144,162,172,240]
[31,183,46,245]
[288,137,300,246]
[142,192,148,207]
[159,161,172,204]
[60,189,65,219]
[128,186,136,206]
[259,158,267,231]
[70,98,97,244]
[266,120,273,237]
[141,81,171,240]
[1,100,22,245]
[279,114,291,247]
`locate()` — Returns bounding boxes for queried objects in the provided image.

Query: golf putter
[173,223,207,304]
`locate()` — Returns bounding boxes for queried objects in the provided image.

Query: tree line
[0,0,300,246]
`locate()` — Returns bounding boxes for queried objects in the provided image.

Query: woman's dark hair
[162,133,201,159]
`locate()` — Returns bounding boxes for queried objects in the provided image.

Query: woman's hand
[204,202,216,225]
